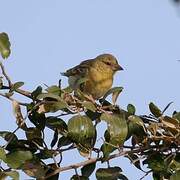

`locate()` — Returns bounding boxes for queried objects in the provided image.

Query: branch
[45,145,158,179]
[0,61,12,87]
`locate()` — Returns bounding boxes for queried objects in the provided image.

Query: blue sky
[0,1,180,179]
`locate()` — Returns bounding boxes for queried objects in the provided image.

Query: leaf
[37,93,61,101]
[0,131,18,142]
[149,102,162,118]
[162,102,173,114]
[82,101,97,112]
[25,127,43,146]
[23,160,47,178]
[102,87,123,104]
[3,171,19,180]
[28,111,46,130]
[5,150,33,169]
[57,136,72,148]
[46,116,67,134]
[0,147,6,161]
[31,86,42,99]
[36,149,55,160]
[81,162,96,178]
[96,167,122,180]
[51,129,58,148]
[127,104,136,115]
[41,101,68,113]
[45,163,59,180]
[0,32,11,59]
[100,113,128,158]
[11,82,24,91]
[68,115,96,157]
[46,85,61,96]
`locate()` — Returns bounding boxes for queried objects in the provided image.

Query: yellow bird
[62,54,123,99]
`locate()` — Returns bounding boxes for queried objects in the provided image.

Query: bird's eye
[104,61,111,66]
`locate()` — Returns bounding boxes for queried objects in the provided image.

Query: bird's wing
[61,59,94,77]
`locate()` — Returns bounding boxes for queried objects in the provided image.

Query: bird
[62,54,123,100]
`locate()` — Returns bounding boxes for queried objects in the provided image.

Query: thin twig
[0,61,12,87]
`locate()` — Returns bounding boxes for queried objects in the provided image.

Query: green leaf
[51,129,58,148]
[82,101,97,112]
[36,149,55,160]
[6,150,33,169]
[11,82,24,91]
[28,111,46,130]
[46,116,67,134]
[127,104,136,115]
[0,32,11,59]
[81,162,96,178]
[57,136,72,148]
[102,87,123,104]
[100,113,128,158]
[43,101,68,112]
[96,167,122,180]
[0,131,18,142]
[31,86,42,99]
[37,93,61,101]
[68,115,96,157]
[23,160,47,178]
[126,115,146,140]
[4,171,19,180]
[0,147,6,161]
[25,127,43,146]
[46,85,61,96]
[149,102,162,118]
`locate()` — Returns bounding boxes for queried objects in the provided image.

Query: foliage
[0,33,179,180]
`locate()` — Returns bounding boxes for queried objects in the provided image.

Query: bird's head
[96,54,123,72]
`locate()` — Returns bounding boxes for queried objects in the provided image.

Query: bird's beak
[113,64,123,71]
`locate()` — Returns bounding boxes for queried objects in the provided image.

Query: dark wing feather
[62,59,94,77]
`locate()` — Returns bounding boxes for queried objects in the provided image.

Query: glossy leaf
[100,113,128,158]
[46,116,67,134]
[11,82,24,91]
[82,101,96,112]
[37,93,61,101]
[6,151,33,169]
[0,32,11,59]
[23,160,47,178]
[3,171,19,180]
[81,162,96,178]
[51,129,58,148]
[127,104,136,115]
[31,86,42,99]
[96,167,122,180]
[102,87,123,104]
[57,136,72,148]
[149,102,162,118]
[68,115,96,157]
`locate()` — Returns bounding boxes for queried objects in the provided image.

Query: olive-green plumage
[62,54,123,99]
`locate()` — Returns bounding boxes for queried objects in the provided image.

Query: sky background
[0,0,180,179]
